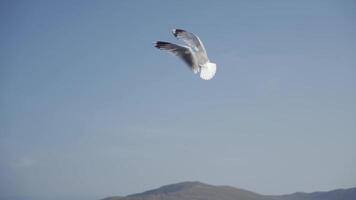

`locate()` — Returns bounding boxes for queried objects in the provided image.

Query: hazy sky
[1,0,356,199]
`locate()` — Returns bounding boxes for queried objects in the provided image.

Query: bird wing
[172,29,209,64]
[154,41,199,73]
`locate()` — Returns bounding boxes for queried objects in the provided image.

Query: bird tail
[200,62,217,80]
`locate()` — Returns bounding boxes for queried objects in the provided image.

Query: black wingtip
[154,41,170,49]
[172,28,185,37]
[153,41,159,48]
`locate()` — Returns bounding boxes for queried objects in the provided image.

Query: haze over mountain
[102,181,356,200]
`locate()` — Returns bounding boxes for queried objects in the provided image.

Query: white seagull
[154,29,217,80]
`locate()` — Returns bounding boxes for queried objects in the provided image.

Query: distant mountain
[268,188,356,200]
[101,197,122,200]
[102,181,356,200]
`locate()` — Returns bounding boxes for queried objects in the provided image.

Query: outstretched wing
[172,29,209,64]
[154,41,199,73]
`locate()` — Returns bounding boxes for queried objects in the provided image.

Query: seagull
[154,29,217,80]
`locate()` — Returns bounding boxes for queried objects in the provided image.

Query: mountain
[102,181,356,200]
[268,188,356,200]
[101,197,122,200]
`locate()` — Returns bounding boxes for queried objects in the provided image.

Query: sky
[0,0,356,199]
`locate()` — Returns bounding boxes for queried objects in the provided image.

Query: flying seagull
[154,29,217,80]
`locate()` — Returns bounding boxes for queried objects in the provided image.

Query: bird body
[154,29,217,80]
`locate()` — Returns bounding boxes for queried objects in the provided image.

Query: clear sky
[1,0,355,200]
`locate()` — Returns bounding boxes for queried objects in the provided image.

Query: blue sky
[1,0,356,199]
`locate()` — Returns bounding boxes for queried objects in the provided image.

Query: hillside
[102,181,356,200]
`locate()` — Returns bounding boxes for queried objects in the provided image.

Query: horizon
[122,181,356,196]
[1,1,355,200]
[3,181,356,200]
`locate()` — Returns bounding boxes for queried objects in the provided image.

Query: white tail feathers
[200,62,217,80]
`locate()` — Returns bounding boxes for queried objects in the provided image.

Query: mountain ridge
[102,181,356,200]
